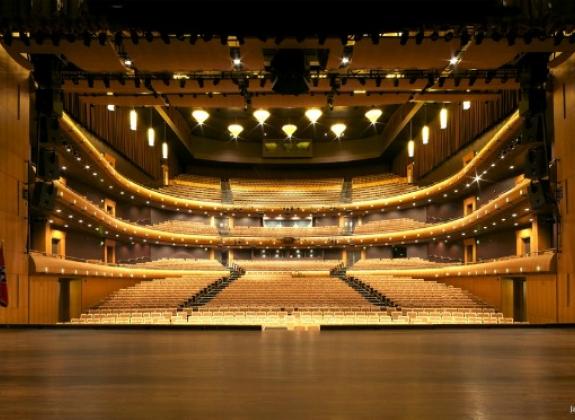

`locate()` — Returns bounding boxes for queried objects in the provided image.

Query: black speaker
[271,49,310,95]
[525,145,547,179]
[528,180,554,212]
[36,89,63,117]
[38,115,63,144]
[38,148,60,180]
[31,182,56,211]
[521,113,545,144]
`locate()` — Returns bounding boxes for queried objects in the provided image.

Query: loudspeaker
[38,115,63,144]
[525,145,547,179]
[521,113,544,144]
[528,180,554,212]
[31,182,56,211]
[36,89,63,117]
[38,148,60,180]
[271,49,310,95]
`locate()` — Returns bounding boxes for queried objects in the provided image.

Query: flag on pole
[0,242,8,307]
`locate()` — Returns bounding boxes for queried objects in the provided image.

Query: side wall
[0,46,30,324]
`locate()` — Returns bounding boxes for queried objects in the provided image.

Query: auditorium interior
[1,0,575,418]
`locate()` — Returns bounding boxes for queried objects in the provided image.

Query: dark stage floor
[0,328,574,419]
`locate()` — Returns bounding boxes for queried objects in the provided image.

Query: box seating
[353,218,431,234]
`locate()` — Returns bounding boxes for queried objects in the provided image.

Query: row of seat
[148,219,219,235]
[123,258,226,271]
[353,218,431,234]
[233,259,342,271]
[229,225,341,237]
[351,257,454,270]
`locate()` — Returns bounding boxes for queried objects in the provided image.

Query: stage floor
[0,328,573,419]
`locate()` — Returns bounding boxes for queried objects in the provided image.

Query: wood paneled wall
[0,45,30,324]
[437,274,559,324]
[63,94,163,180]
[393,91,519,178]
[552,53,575,323]
[29,274,141,324]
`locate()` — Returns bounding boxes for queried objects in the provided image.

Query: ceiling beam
[379,101,424,154]
[154,106,195,156]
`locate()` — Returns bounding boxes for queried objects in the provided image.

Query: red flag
[0,243,7,307]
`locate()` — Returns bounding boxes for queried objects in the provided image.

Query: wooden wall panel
[0,45,31,324]
[29,275,60,324]
[81,277,141,310]
[63,94,163,180]
[393,91,519,177]
[551,52,575,323]
[525,274,557,324]
[438,274,559,323]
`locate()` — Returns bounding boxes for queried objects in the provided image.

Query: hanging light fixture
[162,142,168,159]
[439,106,448,129]
[192,109,210,125]
[408,139,415,158]
[305,108,322,124]
[253,109,270,125]
[129,109,137,131]
[421,104,429,145]
[147,127,155,146]
[147,108,155,147]
[282,124,297,138]
[462,100,471,110]
[228,124,244,139]
[365,108,383,124]
[331,123,346,138]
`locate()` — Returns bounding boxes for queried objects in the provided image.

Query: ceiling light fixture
[107,104,116,111]
[421,125,429,145]
[365,108,383,124]
[463,100,471,110]
[282,124,297,138]
[408,139,415,158]
[253,109,270,125]
[192,109,210,125]
[162,142,168,159]
[330,123,346,138]
[305,108,322,124]
[147,127,155,147]
[228,124,244,139]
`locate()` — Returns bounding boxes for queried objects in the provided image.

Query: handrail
[54,177,530,247]
[59,109,521,214]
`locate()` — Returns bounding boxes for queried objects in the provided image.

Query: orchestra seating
[353,218,431,234]
[70,273,227,324]
[351,258,455,270]
[148,220,218,235]
[230,225,341,237]
[123,258,226,271]
[352,174,419,201]
[347,274,512,324]
[158,174,222,202]
[229,178,343,205]
[234,259,342,271]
